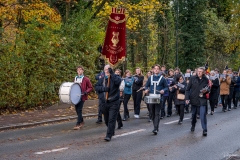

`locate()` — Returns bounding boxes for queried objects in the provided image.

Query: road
[0,106,240,160]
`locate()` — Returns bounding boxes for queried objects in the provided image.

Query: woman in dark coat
[173,74,187,124]
[209,70,220,115]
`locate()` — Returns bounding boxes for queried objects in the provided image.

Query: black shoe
[104,137,111,141]
[234,107,237,109]
[148,118,152,122]
[222,109,227,112]
[228,108,231,111]
[117,123,123,129]
[160,117,163,119]
[191,126,195,132]
[167,115,171,117]
[178,120,182,124]
[197,115,200,119]
[152,130,158,135]
[210,111,213,115]
[96,120,102,124]
[203,130,207,136]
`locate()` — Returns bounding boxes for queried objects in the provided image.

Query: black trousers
[175,104,185,121]
[167,92,174,115]
[132,90,142,115]
[123,94,131,118]
[209,91,218,112]
[233,91,240,108]
[147,104,152,119]
[150,101,162,131]
[227,88,234,109]
[75,100,85,125]
[97,99,102,121]
[117,101,123,126]
[161,96,168,117]
[102,100,120,138]
[221,95,229,110]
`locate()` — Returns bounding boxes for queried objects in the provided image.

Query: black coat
[173,81,187,105]
[95,74,122,103]
[209,78,220,101]
[132,75,144,91]
[185,75,209,106]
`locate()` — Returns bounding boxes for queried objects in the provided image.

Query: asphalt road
[0,106,240,160]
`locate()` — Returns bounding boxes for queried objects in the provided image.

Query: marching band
[60,64,240,141]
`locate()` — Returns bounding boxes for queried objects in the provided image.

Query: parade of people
[1,1,240,159]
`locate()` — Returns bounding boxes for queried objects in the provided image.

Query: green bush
[0,10,104,111]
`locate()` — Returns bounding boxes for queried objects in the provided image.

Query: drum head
[70,83,81,105]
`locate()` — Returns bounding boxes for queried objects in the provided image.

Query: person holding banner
[144,64,168,135]
[95,65,122,142]
[73,66,93,130]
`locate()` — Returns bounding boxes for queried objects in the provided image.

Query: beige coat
[220,76,231,95]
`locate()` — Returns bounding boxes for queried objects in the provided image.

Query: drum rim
[59,82,81,105]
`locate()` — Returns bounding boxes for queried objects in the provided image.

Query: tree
[177,0,208,70]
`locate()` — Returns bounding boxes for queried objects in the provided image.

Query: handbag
[177,90,185,100]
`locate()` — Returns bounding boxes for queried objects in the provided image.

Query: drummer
[144,64,168,135]
[73,66,93,130]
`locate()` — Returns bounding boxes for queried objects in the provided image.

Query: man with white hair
[95,64,122,141]
[185,67,210,136]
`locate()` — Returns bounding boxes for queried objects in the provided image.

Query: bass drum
[59,82,81,105]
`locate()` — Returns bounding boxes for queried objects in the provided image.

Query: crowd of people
[72,64,240,142]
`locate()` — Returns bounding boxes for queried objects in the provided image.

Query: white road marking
[164,118,190,124]
[113,129,146,138]
[34,147,69,155]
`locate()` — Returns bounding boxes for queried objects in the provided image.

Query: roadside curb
[0,106,147,131]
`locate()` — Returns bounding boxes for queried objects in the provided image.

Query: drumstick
[136,87,144,92]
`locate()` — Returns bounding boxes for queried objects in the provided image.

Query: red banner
[101,8,126,67]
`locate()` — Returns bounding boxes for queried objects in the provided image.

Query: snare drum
[59,82,81,105]
[144,95,161,104]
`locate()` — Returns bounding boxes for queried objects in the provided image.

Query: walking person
[209,71,220,115]
[185,67,210,136]
[122,70,134,121]
[143,71,153,122]
[160,73,169,119]
[95,65,122,141]
[144,64,168,135]
[115,69,124,129]
[233,71,240,109]
[95,70,105,124]
[220,70,231,112]
[173,74,187,124]
[166,69,175,117]
[132,67,144,118]
[227,69,235,110]
[73,66,93,130]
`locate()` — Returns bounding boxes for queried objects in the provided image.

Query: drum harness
[150,75,163,97]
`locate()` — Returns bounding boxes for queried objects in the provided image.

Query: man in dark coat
[185,67,209,136]
[95,65,122,141]
[95,71,105,124]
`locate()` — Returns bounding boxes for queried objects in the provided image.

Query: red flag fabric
[101,7,126,67]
